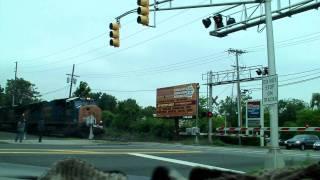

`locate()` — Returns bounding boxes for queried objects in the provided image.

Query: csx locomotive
[0,97,104,137]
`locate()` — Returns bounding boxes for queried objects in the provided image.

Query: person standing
[38,119,45,143]
[15,114,26,143]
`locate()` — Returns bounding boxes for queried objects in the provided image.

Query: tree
[73,81,91,98]
[113,99,141,130]
[99,93,117,112]
[141,106,156,117]
[5,78,40,106]
[278,99,306,126]
[218,96,238,127]
[296,109,320,127]
[90,92,117,112]
[0,85,6,106]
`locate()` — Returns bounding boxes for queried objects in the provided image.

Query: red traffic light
[207,111,213,117]
[213,14,224,29]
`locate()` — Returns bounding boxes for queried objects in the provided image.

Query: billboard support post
[195,84,200,144]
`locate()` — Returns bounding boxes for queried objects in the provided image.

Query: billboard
[246,100,261,127]
[156,83,199,118]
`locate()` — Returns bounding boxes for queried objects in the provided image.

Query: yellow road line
[0,150,201,155]
[0,148,189,151]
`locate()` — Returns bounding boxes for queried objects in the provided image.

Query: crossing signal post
[137,0,149,26]
[109,22,120,48]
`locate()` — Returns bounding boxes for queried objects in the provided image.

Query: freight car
[0,97,104,137]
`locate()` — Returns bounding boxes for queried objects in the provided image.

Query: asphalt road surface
[1,139,320,180]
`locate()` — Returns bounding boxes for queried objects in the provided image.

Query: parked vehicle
[313,140,320,150]
[284,134,319,150]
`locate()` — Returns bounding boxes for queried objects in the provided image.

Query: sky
[0,0,319,107]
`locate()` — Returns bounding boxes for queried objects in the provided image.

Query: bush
[151,119,175,139]
[101,110,115,127]
[111,114,132,130]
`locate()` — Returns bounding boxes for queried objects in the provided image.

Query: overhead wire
[40,85,69,96]
[20,0,208,69]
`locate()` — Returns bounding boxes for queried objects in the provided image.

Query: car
[284,134,319,150]
[313,140,320,150]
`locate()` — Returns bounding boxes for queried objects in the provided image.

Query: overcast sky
[0,0,319,107]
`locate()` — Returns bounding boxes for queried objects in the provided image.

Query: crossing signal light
[109,22,120,48]
[226,17,236,25]
[137,0,149,26]
[256,68,262,75]
[202,18,212,28]
[213,14,224,29]
[263,67,269,75]
[207,111,213,118]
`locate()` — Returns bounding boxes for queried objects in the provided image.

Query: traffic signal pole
[264,0,283,169]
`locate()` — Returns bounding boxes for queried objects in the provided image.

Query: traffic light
[109,22,120,48]
[226,17,236,25]
[213,14,224,29]
[202,18,212,28]
[256,68,262,75]
[137,0,149,26]
[263,67,269,75]
[207,111,213,118]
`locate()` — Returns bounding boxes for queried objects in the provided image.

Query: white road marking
[128,153,245,174]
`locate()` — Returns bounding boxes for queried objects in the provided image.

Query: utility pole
[12,61,18,107]
[264,0,283,169]
[228,49,246,129]
[66,64,79,98]
[208,70,213,143]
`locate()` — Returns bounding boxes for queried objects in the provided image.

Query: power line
[23,33,106,63]
[80,52,227,77]
[81,55,230,79]
[249,75,320,91]
[40,85,69,96]
[20,0,208,69]
[279,75,320,87]
[21,30,320,74]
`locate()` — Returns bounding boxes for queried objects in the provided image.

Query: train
[0,97,104,137]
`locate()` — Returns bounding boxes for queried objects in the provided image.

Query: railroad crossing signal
[137,0,149,26]
[109,22,120,48]
[213,14,224,29]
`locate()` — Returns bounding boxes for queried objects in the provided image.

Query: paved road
[1,140,320,180]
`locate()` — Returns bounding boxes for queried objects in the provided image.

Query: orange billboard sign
[156,83,199,118]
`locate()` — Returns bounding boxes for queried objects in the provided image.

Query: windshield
[1,0,320,180]
[292,135,308,140]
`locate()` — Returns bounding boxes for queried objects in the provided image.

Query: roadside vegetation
[2,79,320,145]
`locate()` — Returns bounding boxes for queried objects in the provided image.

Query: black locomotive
[0,97,103,137]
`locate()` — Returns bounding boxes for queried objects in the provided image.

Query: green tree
[296,109,320,127]
[112,99,141,130]
[5,78,40,106]
[141,106,156,118]
[89,92,117,112]
[278,99,306,126]
[218,96,237,127]
[73,81,91,98]
[0,85,5,106]
[99,93,117,112]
